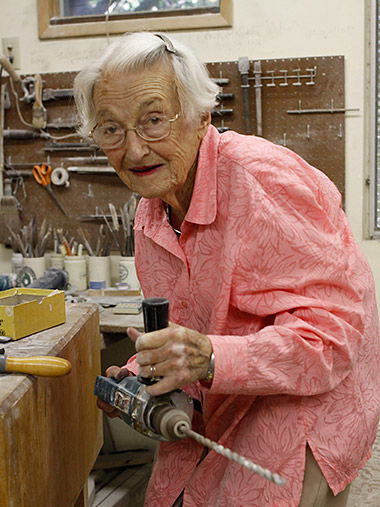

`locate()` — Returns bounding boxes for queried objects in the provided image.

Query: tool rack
[208,55,347,201]
[1,55,347,248]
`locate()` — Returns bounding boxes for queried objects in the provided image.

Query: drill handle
[138,297,169,386]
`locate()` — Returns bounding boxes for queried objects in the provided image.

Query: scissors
[32,164,68,216]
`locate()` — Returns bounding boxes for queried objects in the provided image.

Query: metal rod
[254,60,263,136]
[248,69,317,82]
[287,107,359,114]
[238,57,252,135]
[179,426,286,486]
[211,109,234,117]
[211,77,230,86]
[67,166,116,174]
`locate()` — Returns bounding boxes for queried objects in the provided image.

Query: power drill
[94,297,286,485]
[94,297,193,441]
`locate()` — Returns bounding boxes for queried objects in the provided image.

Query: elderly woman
[74,32,380,506]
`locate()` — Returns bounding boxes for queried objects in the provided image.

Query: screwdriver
[0,349,72,377]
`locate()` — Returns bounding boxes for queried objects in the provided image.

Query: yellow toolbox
[0,288,66,340]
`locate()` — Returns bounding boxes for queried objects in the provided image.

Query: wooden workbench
[0,303,102,507]
[98,306,144,335]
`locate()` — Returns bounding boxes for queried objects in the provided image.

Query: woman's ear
[197,112,211,139]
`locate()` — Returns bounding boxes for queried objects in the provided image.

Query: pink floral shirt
[131,125,380,506]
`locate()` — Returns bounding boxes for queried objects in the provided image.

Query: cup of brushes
[0,349,71,377]
[7,217,51,280]
[99,198,139,290]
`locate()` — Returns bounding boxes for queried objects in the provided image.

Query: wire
[9,77,35,128]
[43,132,80,140]
[105,0,124,44]
[8,77,80,140]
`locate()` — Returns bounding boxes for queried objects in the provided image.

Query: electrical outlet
[1,37,21,70]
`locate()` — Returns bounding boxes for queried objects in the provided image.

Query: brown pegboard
[3,71,133,251]
[207,56,345,201]
[2,56,345,250]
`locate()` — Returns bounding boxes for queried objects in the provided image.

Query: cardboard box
[0,288,66,340]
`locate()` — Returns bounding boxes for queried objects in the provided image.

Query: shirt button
[181,301,188,309]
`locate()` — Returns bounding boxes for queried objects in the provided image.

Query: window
[37,0,232,39]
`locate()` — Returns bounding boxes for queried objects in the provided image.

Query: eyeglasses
[89,113,180,150]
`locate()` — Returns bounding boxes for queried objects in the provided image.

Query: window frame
[37,0,233,39]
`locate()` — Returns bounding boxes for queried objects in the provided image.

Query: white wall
[1,0,379,300]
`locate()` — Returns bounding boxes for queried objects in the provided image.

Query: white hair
[73,32,219,138]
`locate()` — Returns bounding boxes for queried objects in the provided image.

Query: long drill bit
[179,426,286,486]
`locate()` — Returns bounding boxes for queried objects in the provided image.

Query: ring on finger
[149,365,157,377]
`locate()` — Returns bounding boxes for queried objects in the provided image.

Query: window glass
[38,0,231,39]
[61,0,220,18]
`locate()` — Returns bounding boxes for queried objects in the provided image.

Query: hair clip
[154,33,177,55]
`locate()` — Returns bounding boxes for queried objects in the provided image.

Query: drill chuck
[150,406,191,441]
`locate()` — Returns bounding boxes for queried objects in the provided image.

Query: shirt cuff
[199,334,250,393]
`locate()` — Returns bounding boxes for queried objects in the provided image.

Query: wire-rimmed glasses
[89,113,180,150]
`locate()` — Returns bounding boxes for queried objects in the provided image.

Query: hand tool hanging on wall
[67,166,115,174]
[42,88,73,101]
[65,156,108,164]
[32,164,68,216]
[22,87,74,103]
[4,129,50,140]
[253,60,263,136]
[216,92,235,102]
[212,77,230,86]
[0,178,21,241]
[211,108,234,118]
[44,142,98,152]
[238,57,252,135]
[94,298,286,485]
[32,74,47,129]
[0,84,22,243]
[0,349,71,376]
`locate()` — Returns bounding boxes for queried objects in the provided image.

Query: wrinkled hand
[127,324,212,396]
[96,364,131,418]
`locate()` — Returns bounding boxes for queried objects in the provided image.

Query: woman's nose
[124,130,150,162]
